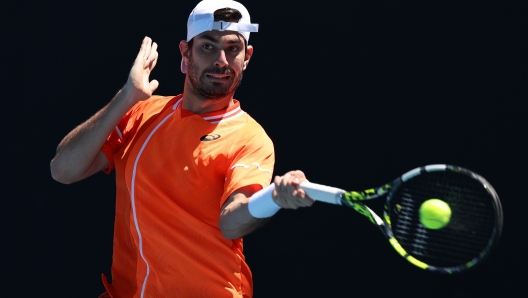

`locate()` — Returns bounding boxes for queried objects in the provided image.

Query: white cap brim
[186,0,258,42]
[182,0,258,74]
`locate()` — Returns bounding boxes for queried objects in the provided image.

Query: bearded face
[187,52,244,100]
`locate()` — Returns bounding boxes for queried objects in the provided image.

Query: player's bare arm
[50,37,159,184]
[219,184,268,240]
[219,171,314,240]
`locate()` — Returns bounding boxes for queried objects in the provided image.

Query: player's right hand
[272,170,314,209]
[123,36,159,102]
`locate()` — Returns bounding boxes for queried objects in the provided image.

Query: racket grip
[298,181,344,206]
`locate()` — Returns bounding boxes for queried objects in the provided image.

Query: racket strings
[395,226,491,262]
[388,170,498,269]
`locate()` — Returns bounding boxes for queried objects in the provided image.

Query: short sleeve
[100,103,144,173]
[221,131,275,207]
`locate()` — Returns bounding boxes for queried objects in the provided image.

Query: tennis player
[50,0,313,297]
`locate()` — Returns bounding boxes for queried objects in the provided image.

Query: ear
[179,40,190,74]
[243,45,254,71]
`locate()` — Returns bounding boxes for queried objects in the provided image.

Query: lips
[205,73,232,82]
[206,73,231,78]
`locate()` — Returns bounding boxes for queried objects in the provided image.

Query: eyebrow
[198,34,243,45]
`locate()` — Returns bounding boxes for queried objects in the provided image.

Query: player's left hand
[272,170,314,209]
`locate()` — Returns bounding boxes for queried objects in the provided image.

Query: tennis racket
[299,164,503,273]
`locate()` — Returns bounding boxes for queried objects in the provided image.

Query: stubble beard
[187,55,244,101]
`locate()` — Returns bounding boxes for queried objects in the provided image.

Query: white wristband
[248,183,281,218]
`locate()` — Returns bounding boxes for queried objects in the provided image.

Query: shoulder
[235,113,274,148]
[129,95,182,116]
[241,113,269,134]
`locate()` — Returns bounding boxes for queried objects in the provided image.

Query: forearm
[50,88,138,183]
[219,172,313,239]
[220,182,292,239]
[51,37,159,184]
[219,199,271,240]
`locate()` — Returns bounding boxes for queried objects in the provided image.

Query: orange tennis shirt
[100,94,274,297]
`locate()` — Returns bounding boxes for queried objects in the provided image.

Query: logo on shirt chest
[200,134,221,142]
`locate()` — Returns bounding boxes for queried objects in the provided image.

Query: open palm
[125,37,160,101]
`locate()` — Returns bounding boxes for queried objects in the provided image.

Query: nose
[214,50,228,68]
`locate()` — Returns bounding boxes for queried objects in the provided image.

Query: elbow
[219,215,269,240]
[221,231,237,240]
[221,229,243,240]
[50,159,74,184]
[218,215,249,240]
[219,220,242,240]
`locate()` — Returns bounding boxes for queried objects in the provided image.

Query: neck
[182,79,235,114]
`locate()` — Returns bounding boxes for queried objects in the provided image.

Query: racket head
[383,164,503,273]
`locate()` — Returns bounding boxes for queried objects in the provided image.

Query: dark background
[3,0,527,297]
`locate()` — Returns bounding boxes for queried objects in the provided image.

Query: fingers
[135,36,150,62]
[147,41,158,59]
[289,170,306,186]
[273,174,296,207]
[146,42,159,70]
[125,37,160,100]
[144,38,152,61]
[135,37,158,68]
[273,171,314,209]
[145,42,158,71]
[149,79,160,93]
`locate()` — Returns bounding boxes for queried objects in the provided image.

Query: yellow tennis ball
[419,199,451,229]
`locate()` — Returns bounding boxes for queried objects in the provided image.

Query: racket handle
[298,181,344,206]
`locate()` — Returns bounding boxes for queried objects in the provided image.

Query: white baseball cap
[181,0,259,73]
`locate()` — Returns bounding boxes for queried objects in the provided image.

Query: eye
[229,46,240,52]
[201,44,214,50]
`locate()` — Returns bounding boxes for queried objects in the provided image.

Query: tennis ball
[419,199,451,229]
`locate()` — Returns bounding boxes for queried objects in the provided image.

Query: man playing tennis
[50,0,313,297]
